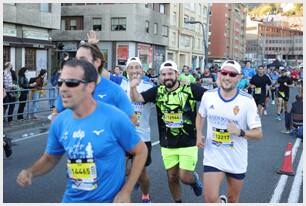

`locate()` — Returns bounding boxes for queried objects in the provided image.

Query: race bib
[67,158,97,191]
[255,87,262,94]
[212,127,233,147]
[133,102,144,128]
[164,112,183,128]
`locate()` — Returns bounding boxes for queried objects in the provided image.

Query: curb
[3,117,51,134]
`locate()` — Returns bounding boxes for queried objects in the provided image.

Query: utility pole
[185,20,208,69]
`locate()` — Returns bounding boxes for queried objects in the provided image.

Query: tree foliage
[249,3,303,16]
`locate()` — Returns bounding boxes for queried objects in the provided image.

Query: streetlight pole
[185,20,208,69]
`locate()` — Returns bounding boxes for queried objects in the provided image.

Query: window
[154,23,158,35]
[40,3,51,12]
[145,21,150,33]
[162,25,168,37]
[62,16,84,30]
[171,32,177,46]
[25,48,36,69]
[184,15,189,29]
[171,12,177,26]
[111,17,126,31]
[145,4,149,8]
[61,19,66,30]
[93,18,102,31]
[3,46,10,63]
[70,19,77,30]
[160,4,165,14]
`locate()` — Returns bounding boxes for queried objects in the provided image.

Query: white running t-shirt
[120,78,154,142]
[198,88,261,174]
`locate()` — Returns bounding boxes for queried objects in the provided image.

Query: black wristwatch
[239,129,245,137]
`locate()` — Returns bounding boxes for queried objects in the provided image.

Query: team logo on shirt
[209,105,215,110]
[93,129,104,136]
[98,94,107,99]
[73,129,85,140]
[233,106,240,115]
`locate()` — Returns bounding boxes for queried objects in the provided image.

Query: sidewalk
[3,95,52,134]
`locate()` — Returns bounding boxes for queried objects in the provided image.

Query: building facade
[52,3,169,73]
[166,3,210,71]
[208,3,247,63]
[246,15,303,66]
[3,3,61,76]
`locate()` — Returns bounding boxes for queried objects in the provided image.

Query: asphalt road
[3,87,303,203]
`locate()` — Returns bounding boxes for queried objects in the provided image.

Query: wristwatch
[239,129,245,137]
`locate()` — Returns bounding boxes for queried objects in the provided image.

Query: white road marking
[12,132,49,143]
[269,138,301,203]
[288,151,303,203]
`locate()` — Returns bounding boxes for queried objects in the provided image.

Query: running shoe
[271,100,275,105]
[281,129,290,134]
[141,194,152,203]
[191,172,203,196]
[264,110,268,115]
[219,195,228,203]
[275,115,281,121]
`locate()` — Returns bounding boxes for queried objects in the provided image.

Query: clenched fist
[17,169,33,187]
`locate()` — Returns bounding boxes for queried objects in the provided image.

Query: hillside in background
[247,3,303,17]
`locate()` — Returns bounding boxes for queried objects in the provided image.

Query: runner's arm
[196,112,205,148]
[113,141,147,203]
[17,153,62,186]
[243,127,262,140]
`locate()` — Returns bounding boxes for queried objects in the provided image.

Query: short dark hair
[18,67,29,77]
[39,69,47,77]
[63,59,98,84]
[78,43,105,74]
[257,65,264,69]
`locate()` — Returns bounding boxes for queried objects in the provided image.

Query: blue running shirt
[46,102,140,202]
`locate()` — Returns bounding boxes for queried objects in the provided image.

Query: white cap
[160,60,179,73]
[221,60,241,74]
[126,57,142,68]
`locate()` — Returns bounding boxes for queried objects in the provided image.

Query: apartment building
[246,15,303,66]
[166,3,210,70]
[3,3,61,75]
[208,3,247,62]
[52,3,169,72]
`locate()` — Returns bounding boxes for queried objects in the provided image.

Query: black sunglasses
[220,70,239,78]
[57,79,88,88]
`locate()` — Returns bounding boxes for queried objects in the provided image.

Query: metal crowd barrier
[3,87,58,121]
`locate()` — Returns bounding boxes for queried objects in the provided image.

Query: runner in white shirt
[120,57,155,203]
[196,60,263,203]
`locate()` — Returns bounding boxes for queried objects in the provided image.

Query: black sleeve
[287,77,293,85]
[190,83,207,101]
[141,86,158,104]
[29,77,36,84]
[250,76,255,85]
[18,76,29,89]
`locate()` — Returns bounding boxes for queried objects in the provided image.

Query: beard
[220,79,236,92]
[164,78,177,88]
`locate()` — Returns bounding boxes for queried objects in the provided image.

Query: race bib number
[255,87,261,94]
[212,127,233,147]
[164,112,183,128]
[67,159,97,191]
[133,102,144,128]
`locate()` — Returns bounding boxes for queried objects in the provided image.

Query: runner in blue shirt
[52,43,136,124]
[242,61,256,94]
[17,59,147,203]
